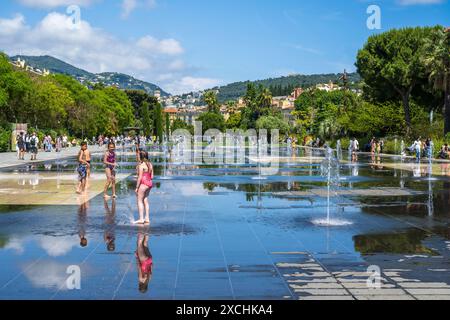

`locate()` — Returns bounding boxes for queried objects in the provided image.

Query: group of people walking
[16,132,39,161]
[16,132,70,160]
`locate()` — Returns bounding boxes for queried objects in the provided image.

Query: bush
[0,128,11,152]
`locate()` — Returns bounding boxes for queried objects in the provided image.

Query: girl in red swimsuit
[134,151,153,225]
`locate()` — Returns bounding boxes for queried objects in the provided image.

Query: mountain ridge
[209,72,361,102]
[9,55,170,96]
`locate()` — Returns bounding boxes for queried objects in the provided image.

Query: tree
[423,26,450,135]
[125,90,159,118]
[256,115,289,135]
[29,77,73,130]
[356,27,435,133]
[241,83,274,129]
[165,112,170,139]
[204,90,220,113]
[226,112,242,129]
[172,118,194,135]
[197,112,225,134]
[258,86,273,116]
[154,103,163,142]
[0,65,33,123]
[141,101,152,136]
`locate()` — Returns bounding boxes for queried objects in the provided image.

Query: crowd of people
[404,137,435,162]
[15,132,71,160]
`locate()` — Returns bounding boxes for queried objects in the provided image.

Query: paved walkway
[0,145,106,169]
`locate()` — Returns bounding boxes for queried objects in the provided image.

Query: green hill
[211,73,361,102]
[10,55,169,96]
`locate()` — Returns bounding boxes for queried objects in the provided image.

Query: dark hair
[108,142,116,148]
[107,241,115,252]
[139,280,149,293]
[80,238,88,247]
[81,141,87,147]
[139,151,149,161]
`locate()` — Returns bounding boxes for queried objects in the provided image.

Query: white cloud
[39,235,79,257]
[17,0,95,8]
[164,77,222,95]
[121,0,137,19]
[397,0,445,5]
[137,35,184,55]
[23,261,72,290]
[121,0,157,19]
[0,14,27,37]
[0,12,216,94]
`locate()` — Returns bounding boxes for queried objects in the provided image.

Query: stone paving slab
[271,252,450,300]
[0,172,130,205]
[0,146,105,169]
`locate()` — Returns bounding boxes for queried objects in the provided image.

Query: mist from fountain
[160,136,173,180]
[312,146,352,227]
[336,140,343,161]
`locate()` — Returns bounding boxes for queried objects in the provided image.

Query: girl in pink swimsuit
[135,232,153,293]
[134,151,153,225]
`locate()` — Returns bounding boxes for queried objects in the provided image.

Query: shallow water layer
[0,147,449,300]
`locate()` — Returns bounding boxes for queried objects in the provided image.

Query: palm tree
[204,90,219,113]
[423,26,450,135]
[258,87,273,116]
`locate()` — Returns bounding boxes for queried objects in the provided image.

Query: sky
[0,0,449,94]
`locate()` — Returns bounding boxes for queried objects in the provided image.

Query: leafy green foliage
[256,115,289,135]
[203,90,220,113]
[197,112,225,134]
[356,26,439,131]
[171,118,194,135]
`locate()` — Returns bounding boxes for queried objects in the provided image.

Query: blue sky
[0,0,449,94]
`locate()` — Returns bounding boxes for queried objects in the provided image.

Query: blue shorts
[78,164,87,180]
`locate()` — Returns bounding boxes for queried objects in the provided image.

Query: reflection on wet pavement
[0,148,449,300]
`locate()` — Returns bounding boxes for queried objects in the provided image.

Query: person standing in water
[134,151,153,225]
[135,232,153,293]
[76,142,90,194]
[103,143,117,199]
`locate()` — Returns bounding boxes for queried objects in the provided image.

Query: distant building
[316,81,340,92]
[164,107,178,124]
[290,87,304,100]
[154,90,161,101]
[178,110,201,125]
[9,57,50,77]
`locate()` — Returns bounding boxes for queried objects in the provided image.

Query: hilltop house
[10,57,50,77]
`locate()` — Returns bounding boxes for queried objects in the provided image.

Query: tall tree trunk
[444,88,450,135]
[402,92,412,135]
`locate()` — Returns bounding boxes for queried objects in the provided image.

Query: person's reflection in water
[104,199,116,252]
[77,194,89,248]
[135,230,153,293]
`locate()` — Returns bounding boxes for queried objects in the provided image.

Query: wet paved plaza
[0,146,450,300]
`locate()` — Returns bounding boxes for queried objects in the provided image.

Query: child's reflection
[135,231,153,293]
[104,199,116,252]
[77,194,89,248]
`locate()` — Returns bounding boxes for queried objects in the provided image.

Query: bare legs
[104,168,116,199]
[76,178,87,194]
[135,185,150,224]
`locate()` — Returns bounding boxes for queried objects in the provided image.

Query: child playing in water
[76,142,90,194]
[103,142,117,199]
[134,151,153,225]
